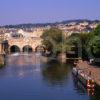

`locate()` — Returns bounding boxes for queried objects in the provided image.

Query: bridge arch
[10,45,20,53]
[22,45,33,53]
[35,45,45,53]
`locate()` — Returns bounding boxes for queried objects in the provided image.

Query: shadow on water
[42,60,72,86]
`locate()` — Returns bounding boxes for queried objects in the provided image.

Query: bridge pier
[0,42,7,54]
[0,42,6,67]
[0,44,2,54]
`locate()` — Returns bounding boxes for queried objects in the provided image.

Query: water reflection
[7,53,41,66]
[72,75,87,94]
[0,54,99,100]
[0,53,42,78]
[72,74,100,100]
[42,60,71,86]
[88,89,100,100]
[0,55,6,69]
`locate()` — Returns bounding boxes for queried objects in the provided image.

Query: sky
[0,0,100,25]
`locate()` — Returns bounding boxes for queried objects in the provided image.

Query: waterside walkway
[76,60,100,88]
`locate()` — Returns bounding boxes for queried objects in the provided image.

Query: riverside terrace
[74,60,100,90]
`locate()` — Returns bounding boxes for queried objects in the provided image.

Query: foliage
[92,24,100,36]
[86,25,100,58]
[41,28,64,43]
[66,33,90,59]
[53,43,71,54]
[87,36,100,58]
[41,28,66,54]
[42,25,100,59]
[42,40,53,51]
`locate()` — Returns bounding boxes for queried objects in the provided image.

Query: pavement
[76,60,100,86]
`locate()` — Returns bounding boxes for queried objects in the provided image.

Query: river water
[0,54,99,100]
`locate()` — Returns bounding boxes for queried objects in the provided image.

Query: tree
[88,36,100,58]
[42,40,53,51]
[41,28,66,54]
[87,25,100,58]
[41,28,64,43]
[66,33,89,59]
[93,24,100,36]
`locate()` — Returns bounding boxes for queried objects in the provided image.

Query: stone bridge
[0,37,45,54]
[7,37,44,53]
[0,29,46,54]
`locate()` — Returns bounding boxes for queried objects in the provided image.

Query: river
[0,53,99,100]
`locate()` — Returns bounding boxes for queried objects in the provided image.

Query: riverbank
[75,60,100,89]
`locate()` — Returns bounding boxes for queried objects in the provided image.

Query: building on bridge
[0,29,45,54]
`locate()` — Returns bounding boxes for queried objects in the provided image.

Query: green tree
[41,28,66,54]
[93,24,100,36]
[42,40,53,51]
[87,36,100,58]
[87,25,100,58]
[41,28,64,43]
[66,33,89,59]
